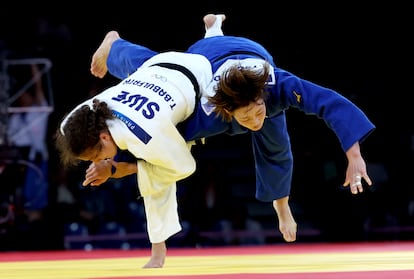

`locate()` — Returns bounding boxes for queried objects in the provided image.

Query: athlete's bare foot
[142,242,166,268]
[278,209,297,242]
[203,14,226,30]
[90,31,120,78]
[273,198,297,242]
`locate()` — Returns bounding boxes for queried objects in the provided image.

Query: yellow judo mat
[1,241,414,279]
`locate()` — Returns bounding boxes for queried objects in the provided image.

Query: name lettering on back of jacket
[121,78,177,110]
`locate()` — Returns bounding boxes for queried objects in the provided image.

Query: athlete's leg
[203,14,226,38]
[90,31,159,80]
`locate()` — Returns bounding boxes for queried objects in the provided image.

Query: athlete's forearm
[83,160,137,186]
[111,161,137,178]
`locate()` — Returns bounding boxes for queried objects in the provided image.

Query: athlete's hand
[343,142,372,194]
[82,159,112,186]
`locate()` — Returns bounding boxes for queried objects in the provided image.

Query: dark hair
[55,99,114,167]
[208,61,270,122]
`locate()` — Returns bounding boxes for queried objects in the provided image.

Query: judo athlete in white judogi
[56,51,212,267]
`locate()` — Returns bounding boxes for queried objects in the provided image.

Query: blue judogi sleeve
[252,112,293,202]
[268,68,375,152]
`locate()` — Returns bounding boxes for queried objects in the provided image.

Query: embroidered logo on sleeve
[293,90,302,103]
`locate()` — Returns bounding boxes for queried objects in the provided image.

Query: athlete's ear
[100,130,112,141]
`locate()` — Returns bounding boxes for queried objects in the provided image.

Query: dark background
[0,2,413,249]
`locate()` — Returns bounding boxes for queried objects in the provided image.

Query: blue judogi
[106,35,375,203]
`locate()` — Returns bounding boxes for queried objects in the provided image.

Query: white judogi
[61,52,212,243]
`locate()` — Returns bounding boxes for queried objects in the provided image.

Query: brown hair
[55,99,114,167]
[208,61,270,122]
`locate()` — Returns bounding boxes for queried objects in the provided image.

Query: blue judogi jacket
[106,35,375,202]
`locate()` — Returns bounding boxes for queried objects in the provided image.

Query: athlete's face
[78,132,118,163]
[232,98,266,131]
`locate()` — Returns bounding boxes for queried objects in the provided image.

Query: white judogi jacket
[61,52,212,243]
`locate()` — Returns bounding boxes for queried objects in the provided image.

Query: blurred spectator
[7,63,51,223]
